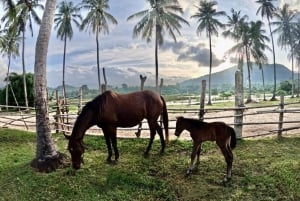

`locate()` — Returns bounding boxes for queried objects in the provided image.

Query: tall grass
[0,128,299,201]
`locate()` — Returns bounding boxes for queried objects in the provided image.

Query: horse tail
[229,126,237,149]
[161,96,169,143]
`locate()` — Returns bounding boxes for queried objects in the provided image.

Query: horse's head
[174,116,184,137]
[67,137,85,169]
[64,133,84,169]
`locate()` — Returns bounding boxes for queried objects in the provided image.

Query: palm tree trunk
[207,31,212,105]
[260,64,266,101]
[96,30,101,92]
[155,25,159,91]
[6,54,11,110]
[268,17,277,101]
[62,34,67,105]
[31,0,65,172]
[245,47,252,103]
[22,31,29,108]
[291,53,295,98]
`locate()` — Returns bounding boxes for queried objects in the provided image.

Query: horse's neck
[72,119,93,140]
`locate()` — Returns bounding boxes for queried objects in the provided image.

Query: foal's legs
[186,141,202,176]
[219,142,233,181]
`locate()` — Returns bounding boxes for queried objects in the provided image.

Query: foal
[174,116,236,181]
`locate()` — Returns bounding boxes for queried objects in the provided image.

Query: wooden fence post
[78,87,82,115]
[139,75,147,91]
[234,70,244,138]
[55,90,59,133]
[199,80,206,121]
[278,95,284,138]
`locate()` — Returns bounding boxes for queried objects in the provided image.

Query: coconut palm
[0,28,20,109]
[54,0,81,105]
[272,4,298,97]
[14,0,44,108]
[80,0,117,92]
[127,0,189,90]
[292,21,300,97]
[31,0,65,172]
[256,0,277,100]
[190,0,226,105]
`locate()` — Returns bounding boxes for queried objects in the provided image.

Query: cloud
[162,41,224,67]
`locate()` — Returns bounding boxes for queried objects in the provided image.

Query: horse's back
[103,90,163,127]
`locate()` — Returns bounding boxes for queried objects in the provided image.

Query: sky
[0,0,300,89]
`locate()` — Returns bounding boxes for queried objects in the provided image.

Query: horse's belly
[116,117,143,128]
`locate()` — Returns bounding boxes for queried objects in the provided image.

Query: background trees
[80,0,117,92]
[191,0,226,105]
[54,0,81,105]
[127,0,189,90]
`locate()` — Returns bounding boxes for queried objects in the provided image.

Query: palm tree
[292,21,300,97]
[223,9,248,105]
[0,28,20,109]
[127,0,189,90]
[247,21,270,103]
[31,0,65,172]
[272,4,298,97]
[80,0,117,92]
[15,0,44,108]
[250,22,271,101]
[54,0,81,105]
[256,0,277,100]
[190,0,226,105]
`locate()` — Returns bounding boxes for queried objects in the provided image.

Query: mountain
[180,63,296,88]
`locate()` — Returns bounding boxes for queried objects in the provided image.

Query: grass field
[0,128,299,201]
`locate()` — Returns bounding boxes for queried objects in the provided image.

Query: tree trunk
[291,52,295,98]
[155,25,159,91]
[245,47,252,103]
[260,64,266,101]
[207,31,212,105]
[6,54,11,110]
[96,30,101,92]
[62,33,67,107]
[31,0,66,172]
[268,17,277,101]
[22,31,29,108]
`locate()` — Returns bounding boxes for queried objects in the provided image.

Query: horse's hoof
[185,170,191,177]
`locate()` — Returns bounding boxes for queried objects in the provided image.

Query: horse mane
[71,92,110,140]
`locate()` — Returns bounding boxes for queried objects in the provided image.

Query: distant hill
[180,63,296,88]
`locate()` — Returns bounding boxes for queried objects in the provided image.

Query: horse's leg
[110,128,119,161]
[135,122,142,138]
[225,144,233,180]
[103,132,113,163]
[155,122,165,154]
[195,142,202,169]
[144,121,156,157]
[186,141,201,176]
[219,143,233,182]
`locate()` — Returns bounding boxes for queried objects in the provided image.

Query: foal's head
[174,116,185,137]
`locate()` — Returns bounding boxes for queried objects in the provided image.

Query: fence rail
[1,93,300,139]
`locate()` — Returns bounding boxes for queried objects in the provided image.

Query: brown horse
[64,90,169,169]
[174,116,236,181]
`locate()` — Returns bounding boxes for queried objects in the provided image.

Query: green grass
[0,128,299,201]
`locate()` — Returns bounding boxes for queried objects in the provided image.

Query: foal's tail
[229,126,237,149]
[161,96,169,143]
